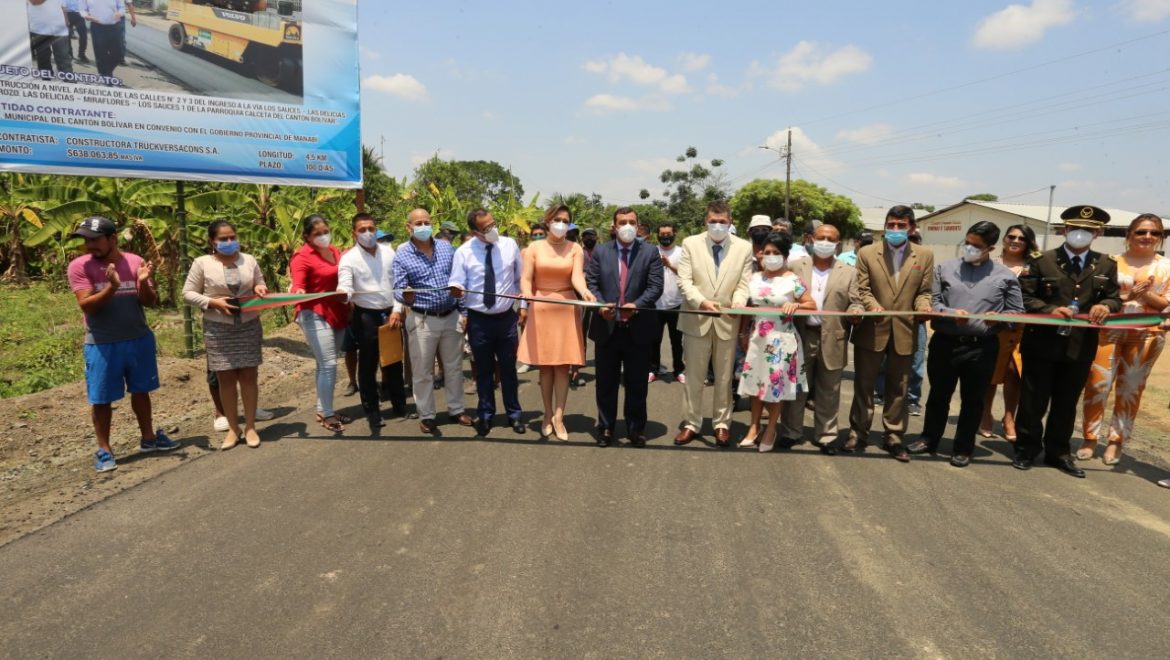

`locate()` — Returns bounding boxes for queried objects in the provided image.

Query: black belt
[467,308,515,318]
[354,305,392,314]
[938,333,996,344]
[410,306,456,318]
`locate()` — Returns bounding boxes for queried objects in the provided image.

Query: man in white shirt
[338,213,406,428]
[449,209,527,437]
[649,221,685,383]
[28,0,73,76]
[80,0,122,78]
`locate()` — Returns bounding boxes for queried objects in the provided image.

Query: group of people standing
[27,0,135,81]
[67,200,1170,486]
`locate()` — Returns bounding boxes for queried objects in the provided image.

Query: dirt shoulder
[0,323,320,547]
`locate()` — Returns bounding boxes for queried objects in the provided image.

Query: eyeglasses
[1133,229,1164,238]
[1004,235,1026,242]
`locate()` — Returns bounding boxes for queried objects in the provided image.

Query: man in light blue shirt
[63,0,89,63]
[80,0,123,78]
[449,208,527,437]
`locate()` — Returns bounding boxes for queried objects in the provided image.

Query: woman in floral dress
[737,232,816,452]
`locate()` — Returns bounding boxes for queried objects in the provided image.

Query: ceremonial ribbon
[230,288,1168,330]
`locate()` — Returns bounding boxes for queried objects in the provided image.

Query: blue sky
[355,0,1170,213]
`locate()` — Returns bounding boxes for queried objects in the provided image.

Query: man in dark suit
[586,207,664,447]
[1015,205,1122,477]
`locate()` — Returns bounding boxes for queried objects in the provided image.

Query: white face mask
[616,224,638,243]
[549,221,569,238]
[356,231,377,248]
[707,222,729,242]
[961,244,986,263]
[812,240,837,259]
[761,254,785,271]
[1066,229,1094,250]
[481,227,499,244]
[312,232,332,248]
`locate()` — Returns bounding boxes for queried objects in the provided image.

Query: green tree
[730,178,863,237]
[0,173,48,283]
[647,146,728,234]
[964,193,998,202]
[546,192,607,232]
[911,202,936,213]
[361,146,410,223]
[413,156,524,208]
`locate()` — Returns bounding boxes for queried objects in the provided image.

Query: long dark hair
[1005,224,1038,253]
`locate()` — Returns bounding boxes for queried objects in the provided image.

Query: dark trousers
[1015,351,1093,461]
[67,11,88,59]
[352,307,406,417]
[89,22,121,78]
[649,306,685,375]
[30,34,73,75]
[467,309,521,422]
[594,326,651,433]
[922,334,998,455]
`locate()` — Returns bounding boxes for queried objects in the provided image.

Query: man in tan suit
[674,200,754,447]
[781,223,863,452]
[847,205,933,461]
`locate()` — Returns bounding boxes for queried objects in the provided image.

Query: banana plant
[0,173,50,283]
[490,191,541,238]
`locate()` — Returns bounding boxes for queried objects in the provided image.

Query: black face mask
[658,235,675,246]
[583,238,597,249]
[750,230,769,246]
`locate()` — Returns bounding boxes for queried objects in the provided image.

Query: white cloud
[1122,0,1170,21]
[563,135,588,145]
[836,123,895,145]
[705,73,740,98]
[359,46,381,62]
[1058,162,1082,172]
[907,172,966,188]
[583,93,672,113]
[972,0,1078,50]
[749,41,872,92]
[582,53,692,94]
[678,52,712,72]
[363,74,429,102]
[761,127,843,174]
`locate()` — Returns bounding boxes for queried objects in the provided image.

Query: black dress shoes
[367,414,384,429]
[474,418,491,437]
[1045,455,1086,478]
[510,418,526,434]
[817,440,838,456]
[1011,454,1032,471]
[905,438,937,455]
[596,429,613,447]
[627,431,647,448]
[950,454,971,468]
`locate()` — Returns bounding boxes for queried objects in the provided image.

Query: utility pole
[784,128,792,224]
[1042,184,1055,250]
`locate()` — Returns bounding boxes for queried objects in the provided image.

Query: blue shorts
[83,333,161,405]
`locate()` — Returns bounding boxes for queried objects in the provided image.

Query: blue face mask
[215,239,239,256]
[412,225,433,241]
[885,230,909,247]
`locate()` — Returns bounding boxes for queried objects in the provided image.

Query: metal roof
[918,200,1159,227]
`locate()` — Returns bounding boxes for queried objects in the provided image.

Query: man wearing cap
[649,221,686,383]
[449,209,527,437]
[68,216,177,473]
[437,221,459,243]
[1014,205,1121,477]
[747,214,772,252]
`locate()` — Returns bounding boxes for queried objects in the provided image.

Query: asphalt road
[125,21,301,104]
[3,359,1170,658]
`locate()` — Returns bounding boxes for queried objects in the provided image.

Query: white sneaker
[255,408,275,421]
[213,416,229,432]
[517,363,531,374]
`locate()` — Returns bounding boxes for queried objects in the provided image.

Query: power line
[794,29,1170,128]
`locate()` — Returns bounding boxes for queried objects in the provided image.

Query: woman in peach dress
[519,204,596,440]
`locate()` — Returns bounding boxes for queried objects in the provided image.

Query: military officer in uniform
[1014,205,1122,477]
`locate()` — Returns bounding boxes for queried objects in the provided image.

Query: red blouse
[290,243,348,329]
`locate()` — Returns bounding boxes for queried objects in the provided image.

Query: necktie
[1071,255,1082,275]
[712,244,722,274]
[619,247,630,306]
[483,243,496,309]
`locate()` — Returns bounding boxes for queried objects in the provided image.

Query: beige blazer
[852,241,934,355]
[677,234,754,341]
[182,253,266,325]
[790,258,863,370]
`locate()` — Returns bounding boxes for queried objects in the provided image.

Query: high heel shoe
[553,418,569,442]
[758,429,777,453]
[245,430,261,448]
[738,434,759,449]
[221,431,239,451]
[540,422,553,442]
[1102,441,1122,466]
[1001,417,1017,442]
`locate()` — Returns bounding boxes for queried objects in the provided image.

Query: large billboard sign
[0,0,360,188]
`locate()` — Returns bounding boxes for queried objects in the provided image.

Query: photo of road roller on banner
[0,0,358,187]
